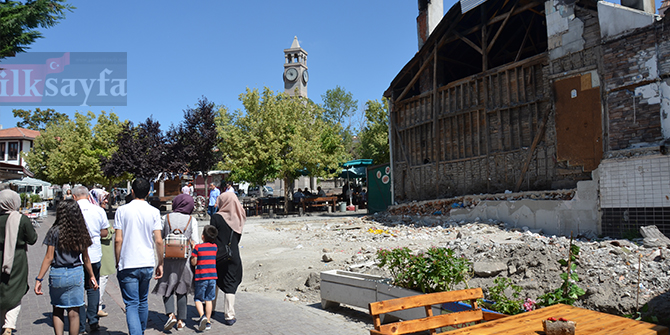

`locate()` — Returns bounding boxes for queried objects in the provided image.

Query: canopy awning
[342,159,373,168]
[6,177,51,187]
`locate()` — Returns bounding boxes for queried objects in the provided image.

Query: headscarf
[1,189,23,275]
[215,192,246,234]
[172,194,194,215]
[89,188,109,208]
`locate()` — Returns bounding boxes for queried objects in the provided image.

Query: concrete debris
[474,262,507,277]
[640,225,670,248]
[305,272,320,288]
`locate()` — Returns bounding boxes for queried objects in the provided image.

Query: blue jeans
[80,262,101,330]
[207,206,217,217]
[118,267,153,335]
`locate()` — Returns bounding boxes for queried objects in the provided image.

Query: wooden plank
[487,0,519,54]
[396,52,435,102]
[515,107,552,191]
[369,289,484,315]
[454,30,482,55]
[377,310,484,335]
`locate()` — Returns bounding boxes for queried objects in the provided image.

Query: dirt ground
[236,211,427,305]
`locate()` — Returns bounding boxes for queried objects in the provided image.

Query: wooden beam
[439,1,543,48]
[396,52,435,102]
[515,108,552,192]
[487,0,519,54]
[454,30,482,55]
[481,3,488,71]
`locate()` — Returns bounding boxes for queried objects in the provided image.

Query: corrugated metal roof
[460,0,487,13]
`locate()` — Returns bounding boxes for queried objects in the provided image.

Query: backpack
[164,214,192,259]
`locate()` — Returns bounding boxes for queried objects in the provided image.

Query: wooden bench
[368,288,507,335]
[301,196,337,212]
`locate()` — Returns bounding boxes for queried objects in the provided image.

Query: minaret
[283,36,308,98]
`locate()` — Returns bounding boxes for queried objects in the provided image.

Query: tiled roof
[0,127,40,140]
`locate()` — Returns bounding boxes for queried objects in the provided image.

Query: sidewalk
[16,212,368,335]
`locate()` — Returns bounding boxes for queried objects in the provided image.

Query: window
[0,142,5,161]
[8,142,18,160]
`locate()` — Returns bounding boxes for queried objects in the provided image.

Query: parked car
[248,185,273,197]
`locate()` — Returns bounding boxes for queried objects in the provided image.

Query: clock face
[285,68,298,81]
[302,70,309,83]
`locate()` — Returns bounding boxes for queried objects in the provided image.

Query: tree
[102,117,168,180]
[13,108,69,130]
[224,87,347,209]
[357,98,390,165]
[321,86,358,158]
[25,111,122,185]
[171,97,221,174]
[0,0,74,59]
[321,86,358,125]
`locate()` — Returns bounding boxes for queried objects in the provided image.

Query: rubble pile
[388,190,575,216]
[328,215,669,323]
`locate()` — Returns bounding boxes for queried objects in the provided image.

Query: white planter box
[320,269,440,321]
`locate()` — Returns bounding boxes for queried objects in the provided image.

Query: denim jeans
[80,262,101,331]
[207,206,217,217]
[118,267,153,335]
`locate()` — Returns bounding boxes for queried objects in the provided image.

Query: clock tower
[283,36,308,97]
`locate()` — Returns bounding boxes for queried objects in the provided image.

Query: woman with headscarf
[211,192,245,326]
[0,189,37,335]
[152,194,199,331]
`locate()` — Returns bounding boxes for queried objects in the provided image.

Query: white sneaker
[164,314,177,331]
[198,315,208,331]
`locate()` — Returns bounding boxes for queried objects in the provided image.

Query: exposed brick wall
[606,90,663,150]
[602,16,669,151]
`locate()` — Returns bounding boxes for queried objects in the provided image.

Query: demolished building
[385,0,670,237]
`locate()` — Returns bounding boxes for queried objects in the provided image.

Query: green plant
[30,194,42,203]
[376,246,472,293]
[538,235,586,306]
[486,277,523,315]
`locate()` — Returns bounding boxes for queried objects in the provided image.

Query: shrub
[376,247,472,293]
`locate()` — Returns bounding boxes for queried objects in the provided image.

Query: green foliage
[357,98,389,164]
[30,193,41,203]
[0,0,75,59]
[223,87,347,207]
[538,239,586,306]
[25,111,124,186]
[320,86,358,125]
[376,246,472,293]
[13,108,69,130]
[320,86,358,159]
[486,277,523,315]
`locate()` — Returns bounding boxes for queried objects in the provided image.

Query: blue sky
[0,0,661,131]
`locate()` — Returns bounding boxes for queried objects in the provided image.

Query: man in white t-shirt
[114,178,163,335]
[73,185,109,333]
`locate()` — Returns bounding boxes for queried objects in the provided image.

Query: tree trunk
[284,176,290,214]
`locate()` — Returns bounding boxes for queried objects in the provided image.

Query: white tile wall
[600,155,670,208]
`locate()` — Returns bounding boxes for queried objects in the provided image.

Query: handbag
[221,230,234,261]
[164,214,192,259]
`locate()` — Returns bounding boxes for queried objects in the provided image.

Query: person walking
[152,194,199,331]
[72,186,109,333]
[114,178,163,335]
[210,192,245,326]
[191,225,218,331]
[97,225,115,318]
[207,183,220,218]
[0,189,38,335]
[34,199,98,335]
